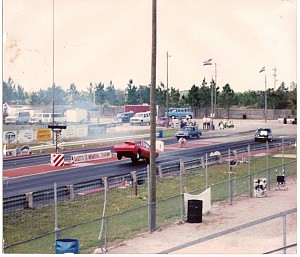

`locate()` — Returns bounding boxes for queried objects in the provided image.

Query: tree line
[3,76,297,114]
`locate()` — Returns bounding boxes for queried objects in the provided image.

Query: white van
[28,113,66,125]
[5,111,31,125]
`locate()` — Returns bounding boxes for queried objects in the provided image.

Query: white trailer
[65,109,87,123]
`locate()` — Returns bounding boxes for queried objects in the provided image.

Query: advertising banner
[18,130,34,143]
[86,150,112,161]
[36,128,52,141]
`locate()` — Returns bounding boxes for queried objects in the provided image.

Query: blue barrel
[55,239,79,254]
[158,130,163,138]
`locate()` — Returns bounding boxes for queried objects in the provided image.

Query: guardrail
[4,134,151,155]
[3,155,217,213]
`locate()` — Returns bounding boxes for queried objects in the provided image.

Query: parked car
[115,112,135,123]
[5,111,31,125]
[114,140,159,164]
[175,125,202,139]
[156,117,170,127]
[254,128,273,142]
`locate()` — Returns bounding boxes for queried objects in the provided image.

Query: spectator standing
[206,116,211,130]
[202,116,207,130]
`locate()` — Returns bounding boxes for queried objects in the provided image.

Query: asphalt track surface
[3,119,296,196]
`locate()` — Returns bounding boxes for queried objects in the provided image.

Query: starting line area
[164,140,221,151]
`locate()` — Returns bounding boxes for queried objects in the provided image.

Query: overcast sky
[2,0,297,94]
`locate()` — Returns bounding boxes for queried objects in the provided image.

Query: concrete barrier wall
[192,108,295,120]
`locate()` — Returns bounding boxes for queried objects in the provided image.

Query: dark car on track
[254,128,273,142]
[175,125,202,140]
[115,112,135,123]
[114,140,159,164]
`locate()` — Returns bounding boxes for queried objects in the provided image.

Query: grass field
[3,147,296,254]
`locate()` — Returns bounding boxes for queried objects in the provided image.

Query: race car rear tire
[131,152,140,164]
[117,152,122,160]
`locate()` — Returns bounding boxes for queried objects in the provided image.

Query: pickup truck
[175,125,202,140]
[130,112,150,126]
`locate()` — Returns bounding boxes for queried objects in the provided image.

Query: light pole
[264,74,267,123]
[259,66,267,123]
[166,51,171,127]
[214,63,217,118]
[52,0,55,144]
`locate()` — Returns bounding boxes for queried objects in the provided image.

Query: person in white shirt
[202,116,207,130]
[206,117,211,130]
[178,137,186,147]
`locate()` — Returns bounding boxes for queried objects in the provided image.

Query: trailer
[124,104,150,113]
[65,109,88,123]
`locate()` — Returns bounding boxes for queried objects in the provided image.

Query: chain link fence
[3,142,297,254]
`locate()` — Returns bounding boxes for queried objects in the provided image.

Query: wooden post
[157,165,163,179]
[131,171,138,196]
[68,185,75,201]
[26,192,33,208]
[200,157,205,169]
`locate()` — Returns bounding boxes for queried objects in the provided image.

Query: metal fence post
[266,141,270,191]
[104,216,108,251]
[179,159,184,223]
[147,165,151,233]
[283,215,287,254]
[205,153,208,189]
[54,182,59,242]
[281,137,284,173]
[248,145,252,197]
[98,177,108,246]
[228,149,232,205]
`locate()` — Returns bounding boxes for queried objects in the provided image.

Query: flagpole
[214,63,217,118]
[265,74,267,123]
[204,59,214,129]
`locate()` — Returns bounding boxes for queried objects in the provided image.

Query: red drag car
[114,140,159,164]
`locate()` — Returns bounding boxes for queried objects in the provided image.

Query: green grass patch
[3,149,297,254]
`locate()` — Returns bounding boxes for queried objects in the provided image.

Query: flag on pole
[259,66,265,73]
[203,59,212,66]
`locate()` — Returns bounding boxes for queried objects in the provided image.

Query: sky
[2,0,297,94]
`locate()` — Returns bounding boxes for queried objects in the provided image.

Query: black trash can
[187,200,203,223]
[55,239,79,254]
[283,118,287,124]
[242,114,246,119]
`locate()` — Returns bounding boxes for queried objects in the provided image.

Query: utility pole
[52,0,55,144]
[149,0,157,233]
[210,76,214,128]
[166,51,170,127]
[214,63,217,118]
[272,67,278,91]
[265,74,267,123]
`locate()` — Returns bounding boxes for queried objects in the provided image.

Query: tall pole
[52,0,55,144]
[210,75,214,128]
[273,67,277,91]
[265,74,267,123]
[166,51,169,127]
[149,0,157,233]
[214,63,217,118]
